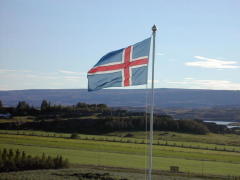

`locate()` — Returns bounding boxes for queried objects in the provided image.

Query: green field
[1,130,240,152]
[0,130,240,179]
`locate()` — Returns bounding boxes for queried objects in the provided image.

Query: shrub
[124,133,133,137]
[0,148,69,172]
[70,133,79,139]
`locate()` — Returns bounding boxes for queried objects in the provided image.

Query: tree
[16,101,30,115]
[0,148,69,172]
[76,102,88,108]
[40,100,50,112]
[15,149,20,160]
[8,149,14,159]
[0,100,2,108]
[70,133,79,139]
[16,101,29,110]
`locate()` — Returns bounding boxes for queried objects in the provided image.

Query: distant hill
[1,88,240,108]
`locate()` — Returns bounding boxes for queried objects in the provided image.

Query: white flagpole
[148,24,157,180]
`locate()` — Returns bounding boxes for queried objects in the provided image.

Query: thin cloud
[1,73,59,80]
[64,76,83,80]
[185,56,240,69]
[0,69,17,73]
[0,70,87,90]
[168,78,240,90]
[59,70,85,75]
[0,85,11,90]
[0,69,32,73]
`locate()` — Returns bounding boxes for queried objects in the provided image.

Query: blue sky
[0,0,240,90]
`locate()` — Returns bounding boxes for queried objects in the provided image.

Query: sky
[0,0,240,90]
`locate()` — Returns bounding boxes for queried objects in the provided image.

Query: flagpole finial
[152,24,157,32]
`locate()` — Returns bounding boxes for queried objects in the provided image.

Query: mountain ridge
[1,88,240,108]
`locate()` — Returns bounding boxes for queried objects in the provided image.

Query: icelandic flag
[88,38,151,91]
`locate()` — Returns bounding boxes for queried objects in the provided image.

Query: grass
[0,116,35,123]
[0,134,239,163]
[108,131,240,146]
[1,130,240,152]
[0,133,240,177]
[0,167,218,180]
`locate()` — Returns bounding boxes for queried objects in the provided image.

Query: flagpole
[148,24,157,180]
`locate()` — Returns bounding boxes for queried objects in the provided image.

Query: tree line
[0,100,232,135]
[0,100,115,117]
[0,148,69,172]
[0,115,230,135]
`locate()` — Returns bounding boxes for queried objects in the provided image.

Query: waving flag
[88,38,151,91]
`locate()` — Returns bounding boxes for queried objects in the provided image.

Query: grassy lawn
[0,133,240,177]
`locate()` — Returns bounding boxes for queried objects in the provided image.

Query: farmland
[0,103,240,179]
[0,130,240,179]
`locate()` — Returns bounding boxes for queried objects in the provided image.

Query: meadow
[0,130,240,179]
